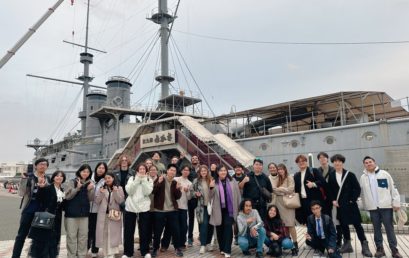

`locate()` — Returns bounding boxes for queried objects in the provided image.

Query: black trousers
[123,211,138,257]
[12,212,35,258]
[253,200,267,222]
[153,211,181,250]
[308,237,341,258]
[216,209,234,254]
[341,222,366,242]
[188,201,196,240]
[87,213,99,254]
[161,209,188,248]
[138,211,152,256]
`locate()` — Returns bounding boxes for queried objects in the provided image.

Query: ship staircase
[107,116,255,171]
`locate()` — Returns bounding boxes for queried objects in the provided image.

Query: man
[113,154,134,200]
[306,201,341,258]
[294,154,327,225]
[240,158,273,221]
[152,152,166,175]
[12,158,50,258]
[152,164,184,257]
[316,151,341,247]
[232,164,246,244]
[187,154,199,246]
[360,156,403,258]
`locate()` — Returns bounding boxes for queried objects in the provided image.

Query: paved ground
[1,190,409,257]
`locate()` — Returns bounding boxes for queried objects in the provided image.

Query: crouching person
[264,205,293,257]
[237,199,266,258]
[306,200,341,258]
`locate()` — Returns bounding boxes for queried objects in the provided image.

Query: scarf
[218,179,234,218]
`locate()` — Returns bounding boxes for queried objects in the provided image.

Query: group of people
[10,150,403,258]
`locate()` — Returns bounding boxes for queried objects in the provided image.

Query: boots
[339,240,353,253]
[392,248,403,258]
[291,242,298,256]
[361,240,373,257]
[374,246,385,258]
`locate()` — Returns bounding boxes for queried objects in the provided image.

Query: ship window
[291,140,299,148]
[259,143,268,151]
[90,106,93,110]
[61,155,67,162]
[324,136,335,145]
[362,131,376,141]
[51,157,56,163]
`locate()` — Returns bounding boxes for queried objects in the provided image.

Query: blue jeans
[238,227,266,253]
[199,206,213,246]
[369,208,398,250]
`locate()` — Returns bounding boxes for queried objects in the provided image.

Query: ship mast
[78,0,94,136]
[150,0,175,107]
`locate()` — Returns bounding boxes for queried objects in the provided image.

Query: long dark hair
[217,165,232,182]
[94,162,107,183]
[104,172,118,189]
[265,205,283,228]
[75,164,93,181]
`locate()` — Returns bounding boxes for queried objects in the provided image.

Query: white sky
[1,0,409,162]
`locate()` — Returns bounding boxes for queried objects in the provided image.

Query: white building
[0,162,28,177]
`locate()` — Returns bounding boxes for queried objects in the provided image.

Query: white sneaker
[200,246,206,254]
[91,253,98,257]
[207,244,214,251]
[121,255,131,258]
[144,254,152,258]
[224,253,231,258]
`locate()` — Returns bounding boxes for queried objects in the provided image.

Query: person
[12,158,50,258]
[209,165,241,258]
[95,172,125,258]
[123,164,153,258]
[267,162,279,205]
[210,163,218,179]
[187,154,200,246]
[232,164,246,244]
[327,154,372,256]
[113,155,135,200]
[293,154,327,224]
[360,156,403,258]
[145,158,153,170]
[64,164,95,258]
[306,201,341,258]
[191,165,214,254]
[273,164,299,256]
[240,158,273,221]
[88,162,107,257]
[172,165,192,248]
[264,205,293,258]
[28,170,66,258]
[317,151,337,241]
[152,164,184,257]
[152,152,166,175]
[237,199,266,258]
[147,165,159,249]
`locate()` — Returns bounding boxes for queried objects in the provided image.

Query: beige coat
[95,187,125,248]
[268,174,279,205]
[273,175,296,227]
[209,179,241,226]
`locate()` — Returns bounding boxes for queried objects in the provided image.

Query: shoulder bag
[31,211,55,230]
[254,175,272,203]
[283,192,301,209]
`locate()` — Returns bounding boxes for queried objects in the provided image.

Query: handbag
[283,193,301,209]
[254,175,272,203]
[31,211,55,230]
[108,209,122,221]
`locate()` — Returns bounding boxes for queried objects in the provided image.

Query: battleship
[1,0,408,201]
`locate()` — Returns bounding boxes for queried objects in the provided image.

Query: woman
[88,162,107,257]
[264,205,292,258]
[95,172,125,258]
[209,165,241,258]
[273,164,298,256]
[328,154,372,257]
[174,165,192,248]
[29,170,66,258]
[123,164,153,258]
[210,163,218,179]
[191,165,214,254]
[65,164,94,258]
[237,199,266,258]
[268,162,279,206]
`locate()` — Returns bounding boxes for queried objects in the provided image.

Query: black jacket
[307,214,337,249]
[64,179,91,218]
[114,169,135,198]
[242,171,273,204]
[317,165,335,182]
[294,167,327,202]
[327,169,361,225]
[28,184,64,241]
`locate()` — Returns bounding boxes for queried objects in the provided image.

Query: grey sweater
[237,209,264,237]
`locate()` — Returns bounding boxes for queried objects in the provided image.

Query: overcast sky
[1,0,409,162]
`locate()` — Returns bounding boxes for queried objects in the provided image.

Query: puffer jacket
[360,167,400,210]
[125,175,153,213]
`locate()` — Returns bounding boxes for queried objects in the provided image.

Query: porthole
[362,131,376,141]
[291,140,299,148]
[259,143,268,151]
[324,136,335,145]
